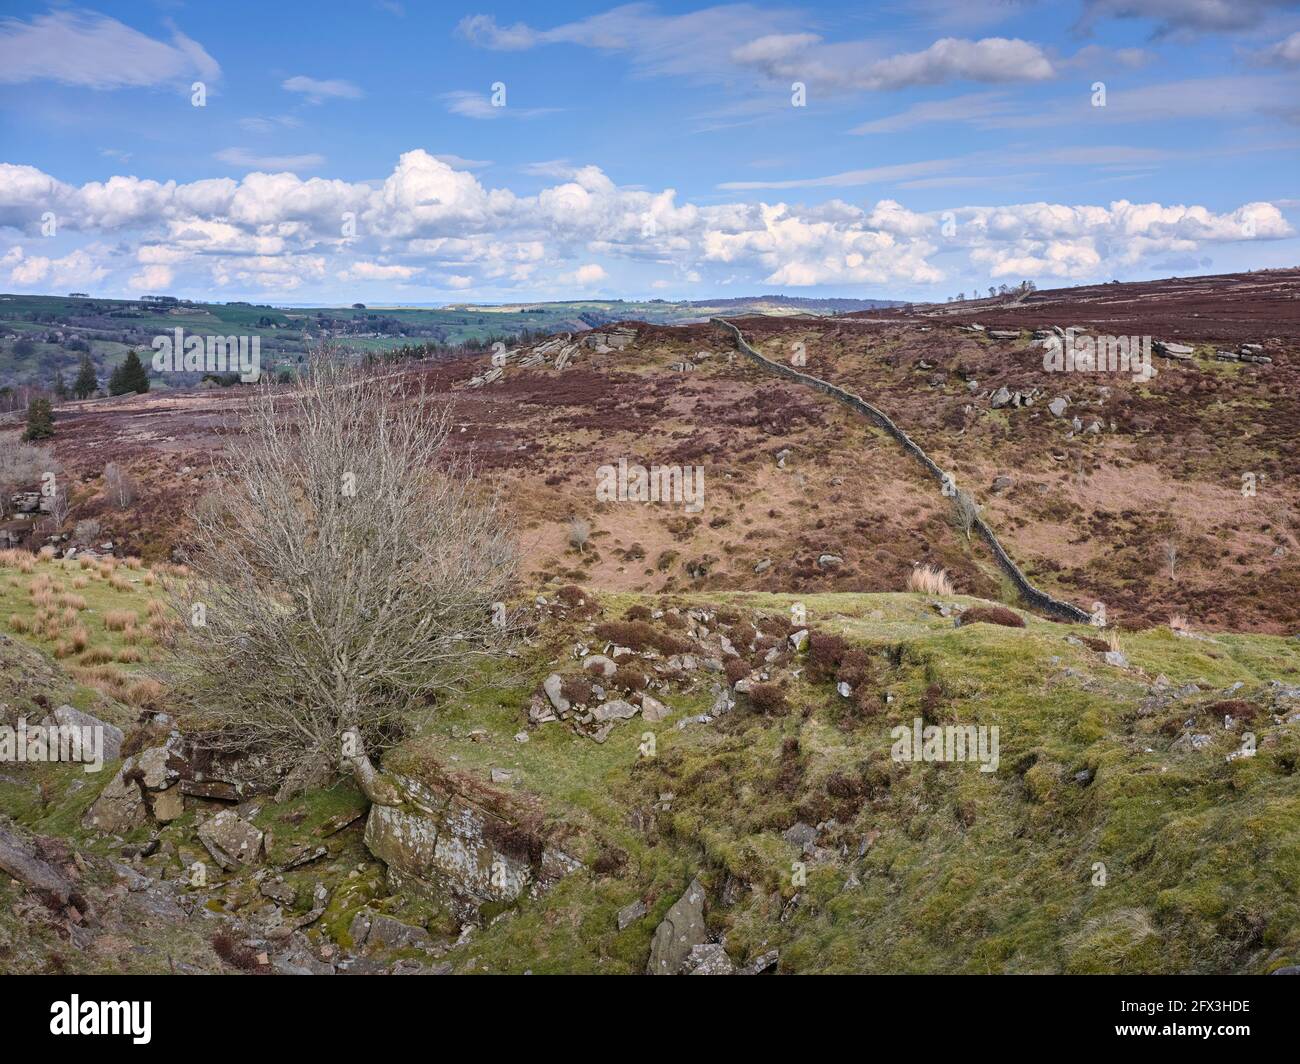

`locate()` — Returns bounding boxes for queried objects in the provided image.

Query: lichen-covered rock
[349,909,434,953]
[685,943,734,975]
[647,877,708,975]
[363,767,577,920]
[82,761,148,834]
[197,810,264,870]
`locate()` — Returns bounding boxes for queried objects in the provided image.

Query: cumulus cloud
[0,152,1290,296]
[0,10,219,89]
[3,245,108,288]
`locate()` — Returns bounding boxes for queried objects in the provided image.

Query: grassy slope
[2,556,1297,974]
[391,590,1300,974]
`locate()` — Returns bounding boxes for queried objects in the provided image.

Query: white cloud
[129,264,174,291]
[733,34,1054,91]
[282,75,363,102]
[5,246,109,287]
[0,11,219,89]
[572,263,607,285]
[339,261,420,281]
[215,148,326,171]
[441,89,556,120]
[1261,30,1300,66]
[0,153,1290,297]
[435,154,493,170]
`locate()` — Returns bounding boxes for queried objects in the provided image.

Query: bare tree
[164,351,518,800]
[0,440,55,518]
[951,489,981,539]
[102,462,137,508]
[568,516,591,554]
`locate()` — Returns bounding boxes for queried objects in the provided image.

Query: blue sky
[1,0,1298,304]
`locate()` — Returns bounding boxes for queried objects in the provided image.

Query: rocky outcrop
[363,763,578,921]
[647,877,708,975]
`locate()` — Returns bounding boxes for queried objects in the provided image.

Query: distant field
[0,292,901,390]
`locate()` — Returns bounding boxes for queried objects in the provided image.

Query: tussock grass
[104,609,138,632]
[907,564,953,596]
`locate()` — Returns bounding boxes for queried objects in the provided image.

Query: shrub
[1207,699,1257,723]
[748,683,790,716]
[594,620,691,656]
[612,664,647,691]
[724,657,752,687]
[837,648,874,688]
[624,605,652,622]
[806,632,849,683]
[560,674,593,705]
[958,605,1025,628]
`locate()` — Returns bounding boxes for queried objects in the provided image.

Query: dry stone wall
[712,317,1091,624]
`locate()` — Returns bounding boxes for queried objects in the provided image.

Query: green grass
[387,589,1300,974]
[2,557,1296,973]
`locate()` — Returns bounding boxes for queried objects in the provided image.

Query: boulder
[592,699,639,723]
[197,810,264,871]
[351,910,433,953]
[82,762,148,834]
[1048,397,1068,418]
[542,674,569,715]
[991,386,1014,409]
[582,654,617,678]
[149,785,184,823]
[51,705,124,763]
[0,825,74,905]
[272,931,334,975]
[817,554,843,569]
[639,694,672,723]
[782,822,818,854]
[646,878,708,975]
